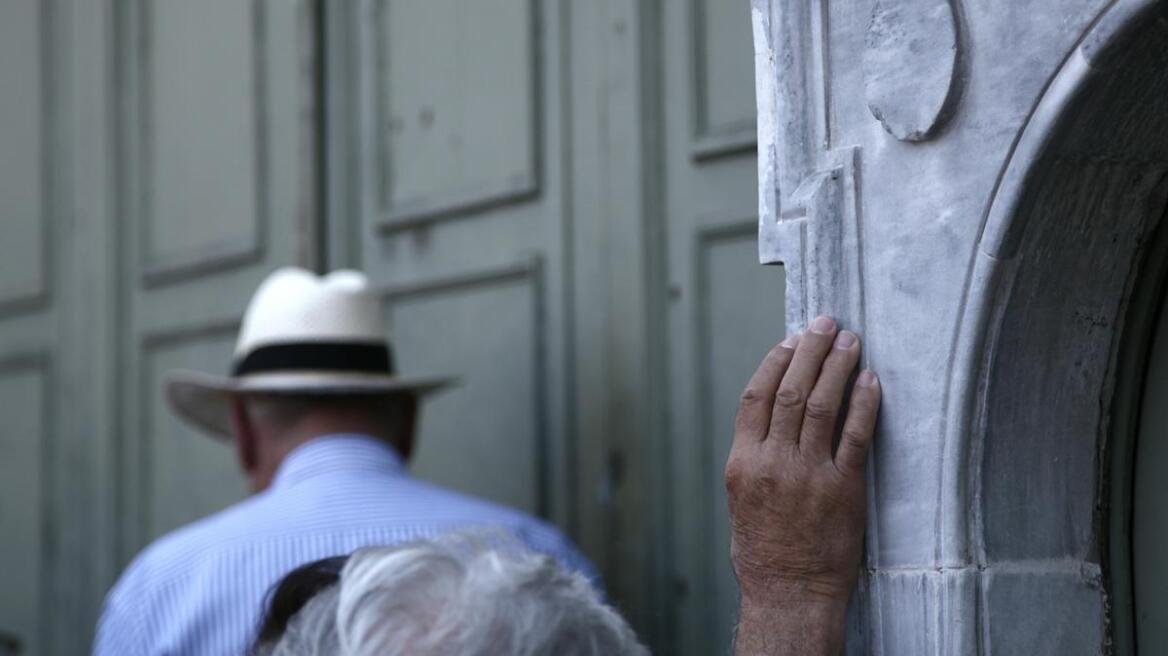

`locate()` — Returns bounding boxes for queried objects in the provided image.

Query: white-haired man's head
[262,533,646,656]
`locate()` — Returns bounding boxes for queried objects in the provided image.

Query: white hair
[268,533,647,656]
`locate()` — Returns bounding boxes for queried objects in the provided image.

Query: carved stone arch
[946,0,1168,651]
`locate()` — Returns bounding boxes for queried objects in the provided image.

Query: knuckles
[727,451,806,500]
[725,447,780,494]
[840,428,867,450]
[738,386,768,409]
[725,451,781,499]
[774,385,805,409]
[802,398,838,424]
[766,343,791,363]
[724,455,750,496]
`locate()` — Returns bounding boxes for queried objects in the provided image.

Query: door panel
[700,231,786,651]
[0,0,46,313]
[142,329,249,541]
[0,2,54,653]
[116,0,319,563]
[345,0,566,530]
[332,0,765,650]
[126,0,276,547]
[693,0,758,156]
[378,0,537,222]
[0,2,319,646]
[387,266,544,515]
[143,0,262,274]
[332,0,666,640]
[0,359,48,656]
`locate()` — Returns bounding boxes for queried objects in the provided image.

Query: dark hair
[250,555,350,654]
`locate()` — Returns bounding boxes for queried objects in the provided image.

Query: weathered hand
[726,315,881,655]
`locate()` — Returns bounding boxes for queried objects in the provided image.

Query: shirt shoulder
[388,477,556,535]
[397,480,599,580]
[106,473,598,606]
[93,494,285,653]
[126,493,275,579]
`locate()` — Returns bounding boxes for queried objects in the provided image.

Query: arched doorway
[1131,264,1168,654]
[950,0,1168,650]
[1110,202,1168,655]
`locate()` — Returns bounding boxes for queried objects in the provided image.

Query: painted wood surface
[0,1,318,652]
[0,1,762,653]
[663,1,782,652]
[330,0,765,651]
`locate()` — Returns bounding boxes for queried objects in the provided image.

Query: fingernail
[780,334,801,349]
[834,331,856,349]
[810,315,835,334]
[857,370,878,387]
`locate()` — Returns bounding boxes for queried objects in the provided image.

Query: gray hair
[242,392,414,439]
[268,533,646,656]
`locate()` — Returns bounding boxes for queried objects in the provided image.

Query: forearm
[734,596,848,656]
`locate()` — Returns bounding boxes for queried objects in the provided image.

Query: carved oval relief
[863,0,962,142]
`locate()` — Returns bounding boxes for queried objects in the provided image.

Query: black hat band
[232,342,395,377]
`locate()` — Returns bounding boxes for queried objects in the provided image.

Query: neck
[249,423,400,493]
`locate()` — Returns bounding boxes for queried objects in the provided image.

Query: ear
[229,396,260,476]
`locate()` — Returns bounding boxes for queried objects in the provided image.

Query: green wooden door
[0,1,771,653]
[0,1,319,652]
[113,0,320,555]
[660,1,782,654]
[339,0,559,523]
[327,3,672,636]
[326,0,770,650]
[0,2,54,652]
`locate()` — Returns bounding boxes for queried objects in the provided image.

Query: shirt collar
[271,434,406,490]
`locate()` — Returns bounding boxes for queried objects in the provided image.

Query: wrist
[735,589,850,656]
[739,575,853,614]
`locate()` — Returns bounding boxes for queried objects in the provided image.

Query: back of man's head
[228,391,418,492]
[262,534,646,656]
[244,393,415,449]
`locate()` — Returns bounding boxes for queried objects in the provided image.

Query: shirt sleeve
[554,538,603,589]
[517,521,605,592]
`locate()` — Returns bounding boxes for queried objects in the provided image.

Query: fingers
[734,335,800,444]
[769,315,838,448]
[834,371,882,473]
[799,330,862,461]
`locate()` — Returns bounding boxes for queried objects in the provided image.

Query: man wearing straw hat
[93,267,595,655]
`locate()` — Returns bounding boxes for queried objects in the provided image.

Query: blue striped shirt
[93,435,596,655]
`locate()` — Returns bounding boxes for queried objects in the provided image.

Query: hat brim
[165,370,458,441]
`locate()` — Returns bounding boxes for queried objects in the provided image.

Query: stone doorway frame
[943,0,1168,650]
[1105,198,1168,655]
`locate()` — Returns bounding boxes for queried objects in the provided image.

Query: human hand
[725,315,881,654]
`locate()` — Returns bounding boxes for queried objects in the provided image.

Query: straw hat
[166,267,455,440]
